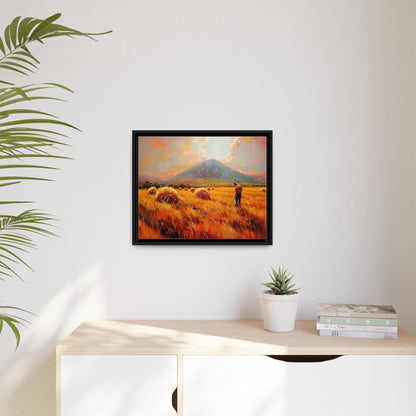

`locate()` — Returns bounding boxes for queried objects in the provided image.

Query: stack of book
[317,303,398,339]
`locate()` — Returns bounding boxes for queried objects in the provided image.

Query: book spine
[318,316,398,327]
[316,323,398,333]
[319,330,398,339]
[317,311,397,319]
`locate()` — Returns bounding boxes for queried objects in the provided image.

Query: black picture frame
[132,130,273,245]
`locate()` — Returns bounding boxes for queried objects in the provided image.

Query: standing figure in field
[233,182,242,207]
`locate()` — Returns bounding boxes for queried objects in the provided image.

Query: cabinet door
[61,355,177,416]
[183,355,287,416]
[183,355,416,416]
[285,355,416,416]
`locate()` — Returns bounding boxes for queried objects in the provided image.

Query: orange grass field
[138,187,267,240]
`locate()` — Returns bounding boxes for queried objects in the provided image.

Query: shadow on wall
[237,280,263,319]
[0,264,106,416]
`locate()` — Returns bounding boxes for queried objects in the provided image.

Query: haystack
[156,187,179,203]
[195,188,211,200]
[147,187,157,195]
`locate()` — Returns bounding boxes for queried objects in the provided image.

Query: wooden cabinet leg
[177,355,183,416]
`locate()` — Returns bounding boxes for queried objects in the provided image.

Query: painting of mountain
[168,159,265,185]
[139,159,266,186]
[138,173,165,186]
[133,131,272,244]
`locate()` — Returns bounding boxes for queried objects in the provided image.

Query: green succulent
[263,266,300,295]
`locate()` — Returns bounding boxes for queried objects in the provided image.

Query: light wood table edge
[55,319,416,356]
[56,350,61,416]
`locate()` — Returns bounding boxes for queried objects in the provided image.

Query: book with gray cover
[319,329,397,339]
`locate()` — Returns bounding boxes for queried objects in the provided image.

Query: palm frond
[0,210,55,280]
[0,305,33,349]
[0,83,75,182]
[0,14,111,82]
[0,14,110,349]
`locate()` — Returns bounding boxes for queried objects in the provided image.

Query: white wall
[0,1,415,415]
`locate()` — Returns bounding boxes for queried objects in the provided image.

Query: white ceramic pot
[261,291,299,332]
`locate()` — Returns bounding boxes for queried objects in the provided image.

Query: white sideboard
[56,320,416,416]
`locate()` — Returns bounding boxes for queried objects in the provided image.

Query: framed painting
[132,130,272,245]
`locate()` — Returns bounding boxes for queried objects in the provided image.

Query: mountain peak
[197,158,221,166]
[168,158,258,183]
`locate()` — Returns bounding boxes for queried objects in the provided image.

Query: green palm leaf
[0,305,33,348]
[0,13,110,348]
[0,83,76,176]
[0,210,56,280]
[0,14,111,82]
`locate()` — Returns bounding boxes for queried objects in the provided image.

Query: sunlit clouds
[220,137,267,175]
[138,137,205,178]
[138,136,267,178]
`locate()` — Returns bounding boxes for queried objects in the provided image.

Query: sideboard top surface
[56,320,416,356]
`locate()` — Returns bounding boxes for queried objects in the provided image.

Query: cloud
[221,136,267,174]
[138,136,268,178]
[138,137,205,178]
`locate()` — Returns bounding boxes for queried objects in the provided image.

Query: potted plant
[261,266,300,332]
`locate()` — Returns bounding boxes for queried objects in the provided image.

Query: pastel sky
[138,136,267,178]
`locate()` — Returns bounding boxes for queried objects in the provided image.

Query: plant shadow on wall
[0,14,111,348]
